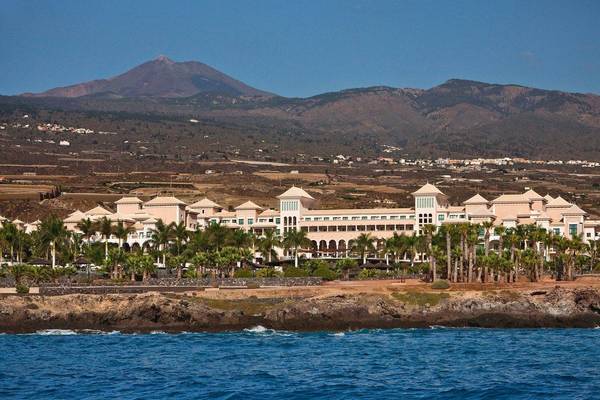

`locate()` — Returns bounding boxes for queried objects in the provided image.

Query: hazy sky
[1,0,599,97]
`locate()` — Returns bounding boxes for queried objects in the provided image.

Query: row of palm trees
[2,215,599,282]
[354,222,598,283]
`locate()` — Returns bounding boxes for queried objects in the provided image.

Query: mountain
[24,56,273,98]
[5,74,600,159]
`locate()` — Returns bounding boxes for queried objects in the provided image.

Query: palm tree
[149,219,173,267]
[352,233,375,265]
[113,221,134,250]
[258,229,280,263]
[482,221,494,257]
[1,222,18,263]
[495,226,506,256]
[283,229,311,268]
[97,216,113,260]
[438,224,454,281]
[38,216,68,269]
[76,218,95,247]
[403,233,420,268]
[138,254,156,282]
[191,251,210,278]
[172,221,189,256]
[205,222,229,251]
[124,254,139,282]
[421,224,437,280]
[107,248,127,279]
[384,233,404,264]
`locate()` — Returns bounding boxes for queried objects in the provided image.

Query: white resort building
[2,183,599,259]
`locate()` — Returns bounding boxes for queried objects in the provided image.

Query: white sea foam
[244,325,270,333]
[331,332,345,337]
[150,330,167,335]
[35,329,78,335]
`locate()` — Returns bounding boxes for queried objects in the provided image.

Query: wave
[243,325,295,336]
[331,332,345,337]
[35,329,78,335]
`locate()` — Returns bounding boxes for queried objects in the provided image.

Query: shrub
[431,279,450,290]
[357,268,379,280]
[283,267,309,277]
[313,265,338,281]
[234,268,254,278]
[255,268,282,278]
[16,283,29,294]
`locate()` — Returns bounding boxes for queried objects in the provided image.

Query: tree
[190,252,210,278]
[149,219,173,267]
[138,254,156,282]
[336,258,357,280]
[205,222,229,251]
[352,233,375,265]
[107,248,127,279]
[283,229,311,268]
[113,221,134,250]
[258,229,280,263]
[97,216,114,260]
[171,221,189,256]
[421,224,437,281]
[38,216,68,269]
[482,221,494,257]
[403,233,420,268]
[76,218,95,247]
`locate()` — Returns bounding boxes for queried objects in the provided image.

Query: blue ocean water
[1,328,599,399]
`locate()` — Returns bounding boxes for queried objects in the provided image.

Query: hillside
[23,56,272,98]
[4,58,600,159]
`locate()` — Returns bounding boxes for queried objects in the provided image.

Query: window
[553,228,560,235]
[324,217,330,221]
[238,219,244,225]
[304,217,311,221]
[438,214,445,222]
[275,218,280,224]
[248,218,254,225]
[361,216,368,220]
[569,224,578,236]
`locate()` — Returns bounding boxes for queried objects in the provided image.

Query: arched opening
[311,240,318,257]
[131,242,141,253]
[319,240,327,256]
[339,240,347,257]
[122,243,131,252]
[328,240,337,257]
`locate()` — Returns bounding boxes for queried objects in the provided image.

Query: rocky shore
[1,286,600,333]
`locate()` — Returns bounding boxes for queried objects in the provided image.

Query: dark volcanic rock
[1,287,600,333]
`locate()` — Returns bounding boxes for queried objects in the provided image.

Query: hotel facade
[2,183,599,259]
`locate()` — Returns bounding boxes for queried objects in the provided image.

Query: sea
[1,327,599,399]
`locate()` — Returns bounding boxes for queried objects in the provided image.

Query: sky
[1,0,599,97]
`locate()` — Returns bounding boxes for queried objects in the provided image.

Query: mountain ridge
[22,56,273,98]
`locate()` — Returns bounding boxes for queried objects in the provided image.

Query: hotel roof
[64,210,86,223]
[144,196,187,206]
[86,205,113,216]
[235,201,264,210]
[491,194,530,204]
[189,198,222,209]
[546,196,572,208]
[561,204,587,216]
[544,194,554,202]
[277,186,314,199]
[463,194,488,205]
[523,189,545,201]
[467,206,495,217]
[114,197,143,205]
[412,183,445,196]
[259,209,280,217]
